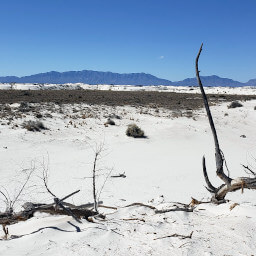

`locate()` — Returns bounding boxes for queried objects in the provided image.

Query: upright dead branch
[196,43,256,202]
[91,143,110,214]
[196,43,231,186]
[92,150,100,213]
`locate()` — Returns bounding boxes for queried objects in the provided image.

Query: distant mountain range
[0,70,255,87]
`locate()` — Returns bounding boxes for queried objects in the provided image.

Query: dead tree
[196,43,256,203]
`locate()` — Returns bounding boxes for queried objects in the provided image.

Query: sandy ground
[0,87,256,255]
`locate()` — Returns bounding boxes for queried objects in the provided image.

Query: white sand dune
[0,88,256,255]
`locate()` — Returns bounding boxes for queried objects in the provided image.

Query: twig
[122,218,145,222]
[154,231,193,240]
[110,172,126,178]
[241,164,256,176]
[60,190,80,202]
[123,202,156,210]
[98,205,117,210]
[155,207,193,214]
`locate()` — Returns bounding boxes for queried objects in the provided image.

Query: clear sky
[1,0,256,82]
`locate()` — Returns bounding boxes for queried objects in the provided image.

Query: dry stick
[54,198,82,224]
[123,202,157,210]
[123,202,193,213]
[11,167,35,211]
[97,168,112,205]
[92,151,99,213]
[0,191,9,209]
[43,170,83,223]
[98,205,117,210]
[196,43,232,186]
[155,207,193,214]
[122,218,145,222]
[154,231,193,240]
[202,156,217,193]
[2,224,8,239]
[241,164,256,176]
[110,172,126,178]
[60,190,80,202]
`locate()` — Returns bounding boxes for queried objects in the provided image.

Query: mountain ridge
[0,70,255,87]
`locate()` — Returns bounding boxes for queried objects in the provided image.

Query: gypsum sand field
[0,91,256,255]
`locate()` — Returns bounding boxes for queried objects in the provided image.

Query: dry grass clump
[227,101,243,109]
[126,124,145,138]
[22,120,47,132]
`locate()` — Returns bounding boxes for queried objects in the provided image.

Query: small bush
[108,113,121,119]
[35,113,43,118]
[227,101,243,109]
[105,118,115,125]
[19,102,34,112]
[126,124,145,138]
[22,120,47,132]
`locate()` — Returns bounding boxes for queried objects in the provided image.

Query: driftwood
[154,231,193,240]
[110,172,126,178]
[123,202,194,213]
[0,202,98,225]
[196,43,256,202]
[0,189,100,225]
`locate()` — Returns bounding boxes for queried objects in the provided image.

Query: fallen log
[0,202,99,225]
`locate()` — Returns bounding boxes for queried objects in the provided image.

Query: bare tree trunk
[196,43,256,202]
[196,43,232,186]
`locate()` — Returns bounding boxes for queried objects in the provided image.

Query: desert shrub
[19,102,34,112]
[108,113,121,119]
[35,113,43,118]
[105,118,115,125]
[126,124,145,138]
[22,120,47,132]
[227,101,243,109]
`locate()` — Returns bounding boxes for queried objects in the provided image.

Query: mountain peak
[0,70,255,87]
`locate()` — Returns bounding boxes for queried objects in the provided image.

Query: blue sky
[1,0,256,82]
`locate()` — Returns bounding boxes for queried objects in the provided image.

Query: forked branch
[196,43,231,186]
[196,43,256,202]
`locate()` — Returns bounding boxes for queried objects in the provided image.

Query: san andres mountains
[0,70,256,87]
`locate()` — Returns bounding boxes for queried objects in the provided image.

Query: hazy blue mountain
[0,70,255,87]
[0,70,174,86]
[245,79,256,86]
[174,75,244,87]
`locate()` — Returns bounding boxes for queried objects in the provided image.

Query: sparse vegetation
[126,124,145,138]
[22,120,47,132]
[227,101,243,109]
[19,102,34,112]
[105,118,115,125]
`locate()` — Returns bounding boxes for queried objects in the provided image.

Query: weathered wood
[202,156,217,193]
[154,231,193,240]
[196,43,232,186]
[0,203,98,225]
[155,205,193,214]
[196,43,256,202]
[110,172,126,178]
